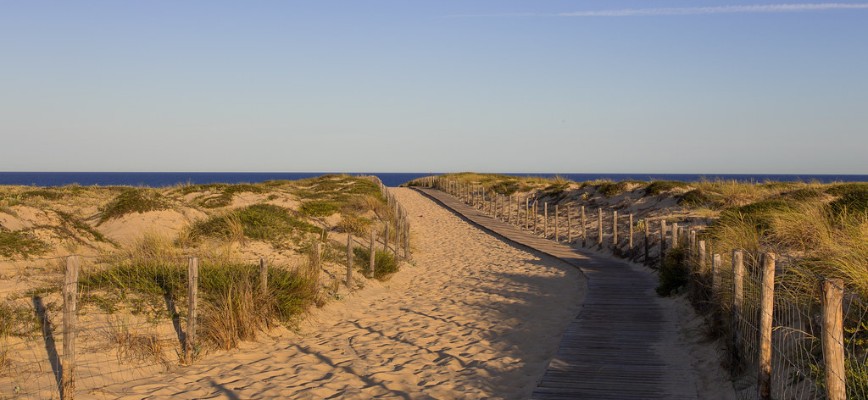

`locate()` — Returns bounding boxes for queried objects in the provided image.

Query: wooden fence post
[698,240,707,273]
[689,230,697,254]
[62,256,80,400]
[567,204,573,243]
[660,220,667,261]
[515,196,520,227]
[383,223,390,253]
[543,202,549,238]
[731,249,744,373]
[507,195,512,224]
[186,256,199,365]
[597,208,603,247]
[554,204,559,242]
[259,258,268,297]
[581,206,587,247]
[644,220,650,264]
[369,229,376,278]
[712,254,722,300]
[671,222,679,249]
[758,253,776,400]
[525,198,529,230]
[346,233,353,288]
[628,214,634,257]
[822,278,846,400]
[612,210,619,248]
[533,201,538,234]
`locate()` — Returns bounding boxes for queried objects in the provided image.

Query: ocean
[0,172,865,188]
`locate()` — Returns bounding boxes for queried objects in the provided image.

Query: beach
[91,188,585,399]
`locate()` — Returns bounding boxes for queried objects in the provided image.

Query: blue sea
[0,172,865,188]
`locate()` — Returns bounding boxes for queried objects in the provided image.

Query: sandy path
[101,188,585,399]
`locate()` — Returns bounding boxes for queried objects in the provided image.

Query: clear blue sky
[2,1,866,174]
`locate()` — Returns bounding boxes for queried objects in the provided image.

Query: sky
[1,1,866,174]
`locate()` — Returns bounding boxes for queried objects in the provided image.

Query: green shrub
[100,189,171,223]
[656,248,689,296]
[353,247,398,280]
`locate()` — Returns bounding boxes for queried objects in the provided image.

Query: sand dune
[97,188,586,399]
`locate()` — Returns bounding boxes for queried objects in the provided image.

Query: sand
[97,188,587,399]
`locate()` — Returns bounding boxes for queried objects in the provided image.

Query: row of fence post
[427,177,851,400]
[430,178,664,261]
[682,235,848,400]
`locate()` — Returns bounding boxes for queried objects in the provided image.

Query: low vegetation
[189,204,319,245]
[0,230,50,258]
[99,188,172,224]
[80,237,321,351]
[353,247,398,280]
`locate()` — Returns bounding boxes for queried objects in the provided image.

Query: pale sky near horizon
[1,1,866,174]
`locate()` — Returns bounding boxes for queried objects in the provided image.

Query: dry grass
[103,317,170,367]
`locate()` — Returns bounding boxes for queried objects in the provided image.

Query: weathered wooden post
[346,233,354,288]
[731,249,744,373]
[671,222,679,249]
[62,256,80,399]
[612,210,619,248]
[660,220,667,262]
[507,195,512,224]
[186,256,199,365]
[628,214,634,257]
[543,202,549,238]
[567,204,573,243]
[758,253,776,400]
[369,229,376,278]
[581,206,587,247]
[383,223,390,253]
[259,258,268,297]
[712,254,722,301]
[822,278,846,400]
[554,204,559,242]
[597,208,603,247]
[533,201,538,234]
[643,219,650,264]
[525,197,530,230]
[698,240,707,273]
[689,230,697,254]
[516,196,520,227]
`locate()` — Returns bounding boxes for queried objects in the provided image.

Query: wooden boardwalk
[414,188,696,400]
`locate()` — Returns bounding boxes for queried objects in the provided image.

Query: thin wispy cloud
[451,3,868,18]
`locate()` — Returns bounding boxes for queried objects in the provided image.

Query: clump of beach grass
[99,188,172,224]
[81,236,321,351]
[189,204,319,244]
[352,247,398,280]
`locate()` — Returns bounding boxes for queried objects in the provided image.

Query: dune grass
[0,230,50,258]
[189,204,319,244]
[80,234,321,351]
[352,247,398,280]
[99,188,172,224]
